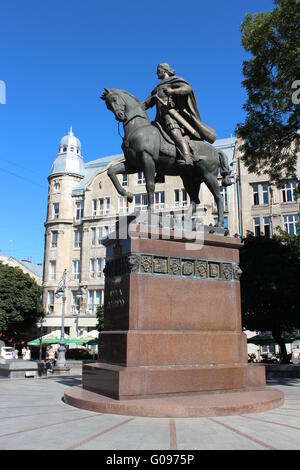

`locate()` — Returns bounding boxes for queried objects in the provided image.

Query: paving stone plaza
[0,374,300,450]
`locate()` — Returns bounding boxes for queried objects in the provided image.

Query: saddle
[152,121,216,164]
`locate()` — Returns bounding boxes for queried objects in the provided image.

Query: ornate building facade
[42,127,299,337]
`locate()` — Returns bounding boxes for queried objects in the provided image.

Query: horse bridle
[109,92,147,140]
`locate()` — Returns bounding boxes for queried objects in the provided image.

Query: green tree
[236,0,300,183]
[0,263,44,342]
[96,304,104,331]
[274,224,300,256]
[240,234,300,362]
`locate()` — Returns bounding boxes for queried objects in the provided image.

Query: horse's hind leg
[142,152,156,212]
[203,172,224,227]
[181,175,201,217]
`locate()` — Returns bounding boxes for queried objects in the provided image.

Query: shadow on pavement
[267,377,300,387]
[47,376,82,387]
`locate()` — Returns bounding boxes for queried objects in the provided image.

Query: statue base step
[64,386,284,418]
[82,362,266,400]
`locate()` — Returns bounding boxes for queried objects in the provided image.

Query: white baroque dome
[50,126,85,177]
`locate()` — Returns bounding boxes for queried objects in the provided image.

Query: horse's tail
[218,150,232,187]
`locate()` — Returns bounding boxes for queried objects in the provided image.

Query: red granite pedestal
[64,223,283,416]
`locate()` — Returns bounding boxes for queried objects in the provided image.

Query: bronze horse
[101,88,231,226]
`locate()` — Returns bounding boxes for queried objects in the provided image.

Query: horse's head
[101,88,127,121]
[101,88,147,123]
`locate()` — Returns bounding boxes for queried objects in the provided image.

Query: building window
[283,214,299,235]
[53,182,60,192]
[98,198,104,215]
[118,196,128,214]
[137,171,146,185]
[105,197,110,215]
[71,291,80,315]
[63,146,67,152]
[74,230,82,248]
[97,258,102,278]
[91,227,96,246]
[281,181,297,203]
[98,226,109,245]
[155,191,165,210]
[252,184,259,206]
[220,186,228,212]
[90,258,95,278]
[182,189,188,207]
[75,201,84,221]
[88,289,104,314]
[47,291,54,313]
[253,217,261,236]
[53,203,59,219]
[263,216,271,238]
[72,260,80,280]
[135,194,148,211]
[49,261,56,280]
[122,174,128,187]
[90,258,103,279]
[92,199,97,216]
[51,231,58,248]
[262,183,269,205]
[174,189,180,208]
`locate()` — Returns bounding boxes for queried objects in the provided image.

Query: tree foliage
[236,0,300,183]
[0,263,44,342]
[96,304,105,331]
[240,234,300,361]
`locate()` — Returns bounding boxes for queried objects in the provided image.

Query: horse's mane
[108,89,141,105]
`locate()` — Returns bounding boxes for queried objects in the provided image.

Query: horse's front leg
[107,161,134,202]
[142,152,156,212]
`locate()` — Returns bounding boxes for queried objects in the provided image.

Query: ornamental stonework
[196,260,208,279]
[141,255,153,273]
[209,263,220,278]
[127,255,140,273]
[233,263,243,280]
[169,258,181,275]
[182,260,194,276]
[103,253,241,282]
[221,263,233,281]
[153,257,168,274]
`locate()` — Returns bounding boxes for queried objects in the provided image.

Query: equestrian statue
[101,63,232,227]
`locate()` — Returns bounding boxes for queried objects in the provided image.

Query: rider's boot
[177,153,194,166]
[175,139,194,166]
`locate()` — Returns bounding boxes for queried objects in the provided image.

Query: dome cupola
[59,125,81,155]
[50,126,85,177]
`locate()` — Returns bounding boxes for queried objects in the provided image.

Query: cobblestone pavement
[0,376,300,450]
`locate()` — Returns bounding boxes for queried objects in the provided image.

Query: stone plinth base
[68,227,284,416]
[0,359,45,379]
[82,363,266,400]
[64,386,284,418]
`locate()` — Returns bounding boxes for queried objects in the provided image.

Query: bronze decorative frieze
[104,254,241,282]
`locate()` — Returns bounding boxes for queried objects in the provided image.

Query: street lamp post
[39,317,43,362]
[54,269,69,371]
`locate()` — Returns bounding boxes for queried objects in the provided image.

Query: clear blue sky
[0,0,274,264]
